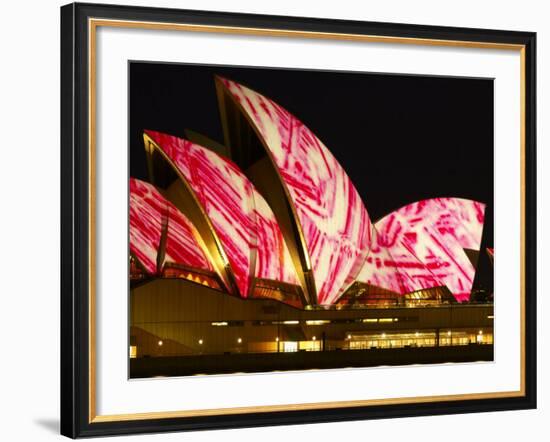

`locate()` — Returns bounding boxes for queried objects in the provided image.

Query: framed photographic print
[60,2,537,438]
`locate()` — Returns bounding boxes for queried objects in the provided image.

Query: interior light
[312,336,316,341]
[198,339,203,345]
[157,340,163,346]
[237,338,242,344]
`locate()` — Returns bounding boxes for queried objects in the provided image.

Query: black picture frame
[61,2,537,438]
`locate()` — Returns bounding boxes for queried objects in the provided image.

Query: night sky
[129,62,494,292]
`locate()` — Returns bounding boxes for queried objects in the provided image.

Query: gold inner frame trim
[88,17,527,423]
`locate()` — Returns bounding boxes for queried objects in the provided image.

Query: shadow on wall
[33,418,59,434]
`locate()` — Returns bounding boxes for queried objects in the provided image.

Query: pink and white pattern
[129,178,212,275]
[130,178,164,274]
[218,77,372,305]
[164,204,213,272]
[253,190,300,286]
[146,130,257,297]
[356,226,443,294]
[373,198,486,302]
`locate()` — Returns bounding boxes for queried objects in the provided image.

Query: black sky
[129,62,494,291]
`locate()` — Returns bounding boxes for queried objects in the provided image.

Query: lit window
[129,346,137,358]
[283,341,298,352]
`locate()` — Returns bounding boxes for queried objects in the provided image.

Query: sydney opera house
[129,76,494,377]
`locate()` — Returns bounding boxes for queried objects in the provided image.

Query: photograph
[128,62,495,378]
